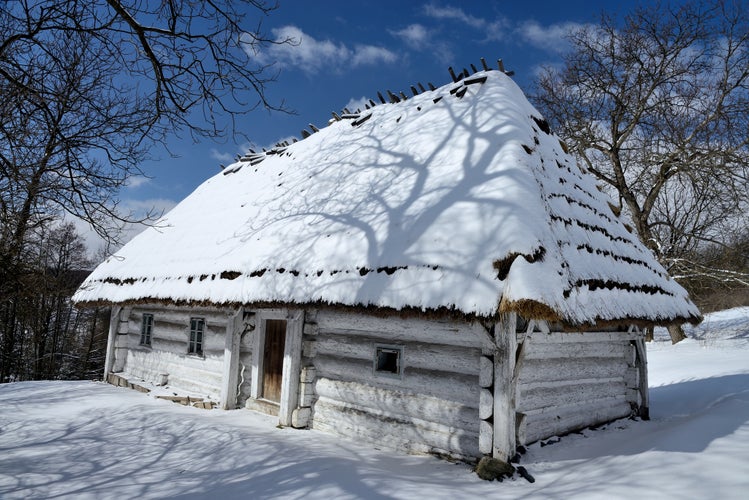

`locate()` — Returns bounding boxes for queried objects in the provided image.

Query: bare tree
[532,1,749,289]
[0,0,288,380]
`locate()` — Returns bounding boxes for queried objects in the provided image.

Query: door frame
[250,309,304,426]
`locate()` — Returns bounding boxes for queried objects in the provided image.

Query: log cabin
[73,62,701,463]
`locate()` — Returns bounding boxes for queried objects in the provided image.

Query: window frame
[188,317,205,356]
[139,313,153,347]
[373,344,403,379]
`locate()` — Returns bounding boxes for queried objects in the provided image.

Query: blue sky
[105,0,669,248]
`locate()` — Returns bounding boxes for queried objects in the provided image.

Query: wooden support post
[103,306,122,381]
[493,312,517,461]
[220,308,243,410]
[279,310,304,427]
[634,337,650,419]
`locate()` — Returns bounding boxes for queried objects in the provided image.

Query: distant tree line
[0,222,109,382]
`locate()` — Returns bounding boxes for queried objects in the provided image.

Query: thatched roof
[73,67,700,326]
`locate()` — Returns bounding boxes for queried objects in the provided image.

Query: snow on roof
[73,67,700,326]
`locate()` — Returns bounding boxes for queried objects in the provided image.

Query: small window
[140,314,153,346]
[189,318,204,355]
[374,345,403,378]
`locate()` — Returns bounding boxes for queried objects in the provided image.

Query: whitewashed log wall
[515,330,642,445]
[109,302,646,462]
[120,305,230,400]
[303,310,485,461]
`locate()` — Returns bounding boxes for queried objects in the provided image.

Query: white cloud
[517,21,585,53]
[421,4,582,53]
[65,198,179,258]
[124,175,150,189]
[343,97,370,114]
[209,148,237,164]
[424,4,486,29]
[254,25,396,74]
[352,45,397,66]
[389,24,431,49]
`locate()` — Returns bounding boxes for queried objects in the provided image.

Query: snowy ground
[1,308,748,499]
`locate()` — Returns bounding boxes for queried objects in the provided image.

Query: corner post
[103,306,122,381]
[220,307,244,410]
[493,312,517,461]
[634,336,650,420]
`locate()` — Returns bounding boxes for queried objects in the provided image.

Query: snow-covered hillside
[1,308,748,499]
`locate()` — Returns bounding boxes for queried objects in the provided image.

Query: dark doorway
[262,319,287,402]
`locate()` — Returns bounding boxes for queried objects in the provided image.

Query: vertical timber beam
[103,305,122,382]
[220,307,244,410]
[634,336,650,420]
[279,309,304,427]
[493,312,517,461]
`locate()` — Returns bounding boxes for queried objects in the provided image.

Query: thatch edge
[77,294,701,330]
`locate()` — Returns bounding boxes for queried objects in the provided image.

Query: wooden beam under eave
[634,337,650,419]
[278,309,305,427]
[220,307,244,410]
[493,311,518,461]
[103,305,122,380]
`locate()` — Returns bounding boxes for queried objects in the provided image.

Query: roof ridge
[223,57,516,172]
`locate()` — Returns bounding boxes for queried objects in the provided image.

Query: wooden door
[262,319,287,402]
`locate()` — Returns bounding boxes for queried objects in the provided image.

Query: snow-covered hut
[73,63,700,463]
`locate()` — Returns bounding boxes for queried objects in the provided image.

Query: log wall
[515,330,641,445]
[121,305,232,400]
[112,303,645,461]
[304,310,486,461]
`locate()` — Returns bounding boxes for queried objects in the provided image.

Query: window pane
[375,346,402,376]
[189,318,204,354]
[140,314,153,346]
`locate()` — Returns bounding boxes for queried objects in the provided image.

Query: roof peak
[225,57,516,171]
